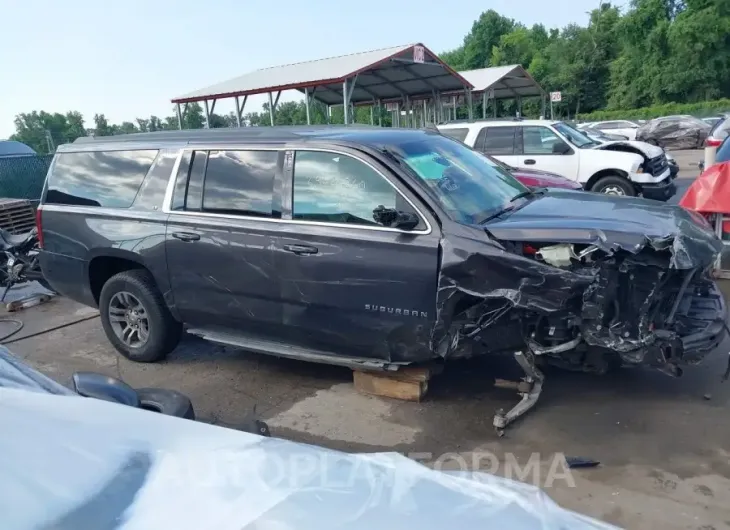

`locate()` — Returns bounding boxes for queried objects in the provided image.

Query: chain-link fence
[0,155,53,203]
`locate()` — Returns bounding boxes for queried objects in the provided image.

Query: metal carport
[448,64,547,120]
[171,43,474,128]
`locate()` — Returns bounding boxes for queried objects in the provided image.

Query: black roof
[67,126,440,150]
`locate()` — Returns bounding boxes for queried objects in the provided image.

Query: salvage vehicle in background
[37,127,726,431]
[438,120,674,199]
[582,128,680,179]
[579,120,639,140]
[436,128,582,191]
[580,127,629,142]
[636,115,711,149]
[482,153,583,190]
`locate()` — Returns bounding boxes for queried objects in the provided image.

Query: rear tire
[99,269,182,363]
[590,175,636,197]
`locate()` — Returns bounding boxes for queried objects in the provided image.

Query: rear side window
[202,150,277,217]
[476,126,517,155]
[46,150,157,208]
[440,128,469,142]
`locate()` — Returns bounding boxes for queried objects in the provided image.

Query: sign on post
[413,45,425,64]
[550,91,562,102]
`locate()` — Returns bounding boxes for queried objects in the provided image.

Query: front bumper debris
[640,177,677,201]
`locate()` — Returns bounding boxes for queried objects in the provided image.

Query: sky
[0,0,592,139]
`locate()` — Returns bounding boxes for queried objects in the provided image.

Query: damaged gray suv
[38,126,726,431]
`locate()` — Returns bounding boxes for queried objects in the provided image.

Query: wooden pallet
[0,199,35,234]
[353,364,442,402]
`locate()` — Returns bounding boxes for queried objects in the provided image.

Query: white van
[438,119,675,201]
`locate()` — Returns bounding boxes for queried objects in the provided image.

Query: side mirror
[72,371,140,407]
[552,141,571,155]
[372,205,419,230]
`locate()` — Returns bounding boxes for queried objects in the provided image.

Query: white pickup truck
[438,119,675,201]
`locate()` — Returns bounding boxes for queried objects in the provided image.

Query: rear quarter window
[45,150,158,208]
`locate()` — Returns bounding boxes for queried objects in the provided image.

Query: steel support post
[466,88,473,120]
[482,91,487,119]
[304,87,311,125]
[268,92,275,126]
[377,100,382,127]
[234,97,242,127]
[343,80,349,124]
[203,100,211,129]
[176,103,183,130]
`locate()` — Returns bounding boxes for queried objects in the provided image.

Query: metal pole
[203,100,210,129]
[176,103,183,130]
[304,87,311,125]
[342,80,349,125]
[234,97,242,127]
[423,100,427,126]
[517,95,522,118]
[451,95,456,120]
[494,97,497,118]
[550,99,554,120]
[378,100,382,127]
[482,92,487,119]
[466,89,473,120]
[268,92,275,126]
[370,105,374,125]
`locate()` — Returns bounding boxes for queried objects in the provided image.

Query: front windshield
[383,134,528,224]
[553,122,598,148]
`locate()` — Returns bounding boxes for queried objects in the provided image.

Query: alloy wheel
[108,291,150,348]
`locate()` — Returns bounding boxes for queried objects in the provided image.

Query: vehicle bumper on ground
[640,177,677,201]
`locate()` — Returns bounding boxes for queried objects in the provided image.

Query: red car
[484,155,583,190]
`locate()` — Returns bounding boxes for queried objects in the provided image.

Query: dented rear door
[164,148,283,337]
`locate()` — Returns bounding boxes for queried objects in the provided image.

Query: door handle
[524,159,536,165]
[283,244,318,255]
[171,231,200,242]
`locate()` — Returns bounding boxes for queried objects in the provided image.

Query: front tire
[99,269,182,363]
[591,174,636,197]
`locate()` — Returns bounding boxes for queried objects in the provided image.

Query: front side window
[522,126,563,155]
[382,133,528,225]
[293,151,408,227]
[46,150,158,208]
[552,122,596,148]
[202,150,277,217]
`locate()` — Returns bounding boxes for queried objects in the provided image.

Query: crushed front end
[432,192,727,432]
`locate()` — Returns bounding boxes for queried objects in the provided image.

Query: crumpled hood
[593,140,664,158]
[485,190,722,269]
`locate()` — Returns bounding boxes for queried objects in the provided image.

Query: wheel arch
[585,169,630,192]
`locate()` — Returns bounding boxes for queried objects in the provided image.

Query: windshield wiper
[478,189,539,224]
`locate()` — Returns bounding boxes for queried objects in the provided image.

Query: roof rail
[439,117,527,125]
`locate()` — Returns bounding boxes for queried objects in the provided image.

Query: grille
[646,154,669,177]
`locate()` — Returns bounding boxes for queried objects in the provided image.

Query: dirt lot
[10,151,730,530]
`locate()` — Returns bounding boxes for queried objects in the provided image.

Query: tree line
[9,0,730,154]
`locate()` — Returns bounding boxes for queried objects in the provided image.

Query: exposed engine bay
[431,191,727,433]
